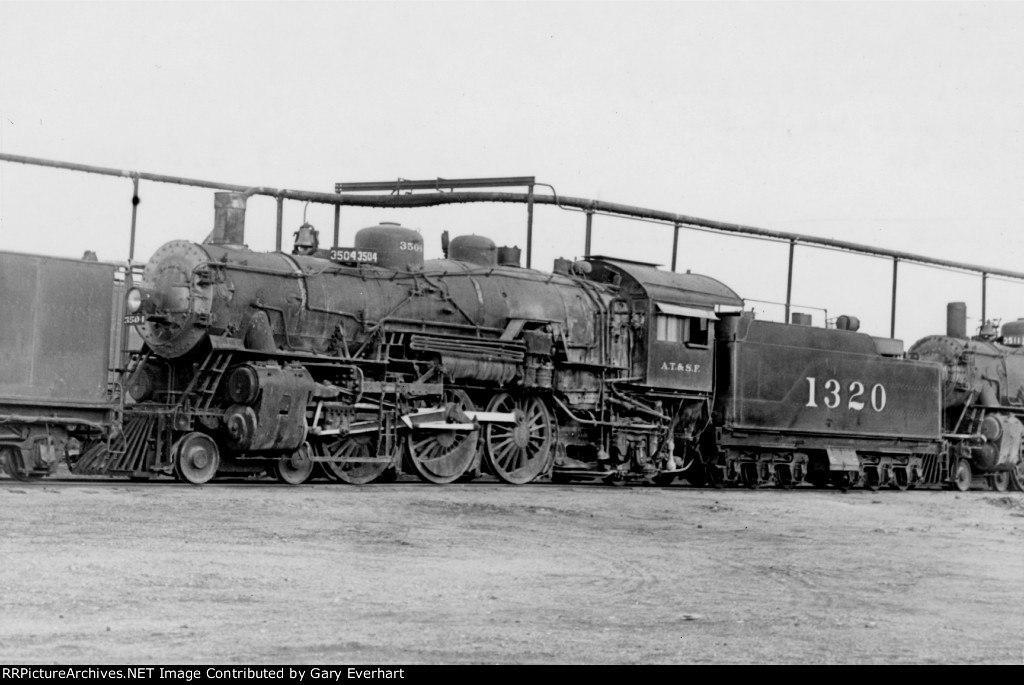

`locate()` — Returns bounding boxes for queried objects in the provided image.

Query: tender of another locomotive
[114,192,1020,491]
[0,251,120,480]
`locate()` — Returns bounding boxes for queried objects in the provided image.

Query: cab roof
[585,256,744,308]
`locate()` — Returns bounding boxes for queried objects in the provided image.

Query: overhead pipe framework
[2,152,1022,337]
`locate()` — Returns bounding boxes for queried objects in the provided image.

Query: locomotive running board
[399,408,516,431]
[464,411,517,424]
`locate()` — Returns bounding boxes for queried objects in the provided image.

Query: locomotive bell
[292,223,319,255]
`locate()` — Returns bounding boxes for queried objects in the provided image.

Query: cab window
[655,315,709,347]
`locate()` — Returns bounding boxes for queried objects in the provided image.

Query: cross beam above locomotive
[114,191,1024,491]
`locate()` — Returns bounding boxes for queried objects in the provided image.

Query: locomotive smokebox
[210,192,248,247]
[947,302,967,339]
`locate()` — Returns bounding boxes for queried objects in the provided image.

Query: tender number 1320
[806,377,887,412]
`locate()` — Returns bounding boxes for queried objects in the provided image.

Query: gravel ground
[1,475,1022,664]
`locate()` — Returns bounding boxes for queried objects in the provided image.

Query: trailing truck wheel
[1009,460,1024,492]
[483,393,554,485]
[405,389,479,485]
[953,459,972,492]
[274,442,315,485]
[1,447,40,482]
[988,472,1010,492]
[319,432,397,485]
[174,432,220,485]
[682,462,707,487]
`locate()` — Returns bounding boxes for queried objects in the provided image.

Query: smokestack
[209,192,248,246]
[947,302,967,338]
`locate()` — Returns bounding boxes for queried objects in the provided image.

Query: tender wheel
[483,393,554,485]
[988,472,1010,492]
[175,432,220,485]
[1008,459,1024,492]
[739,463,760,489]
[774,464,796,489]
[274,441,315,485]
[405,389,479,484]
[953,459,972,492]
[889,467,910,491]
[863,467,882,492]
[319,432,398,485]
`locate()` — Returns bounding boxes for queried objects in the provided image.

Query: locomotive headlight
[126,287,143,314]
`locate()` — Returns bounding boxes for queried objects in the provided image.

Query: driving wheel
[320,431,398,485]
[483,393,554,485]
[405,389,479,484]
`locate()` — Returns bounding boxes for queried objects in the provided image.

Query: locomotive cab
[584,257,743,391]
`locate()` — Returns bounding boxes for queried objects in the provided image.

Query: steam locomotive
[115,192,1024,491]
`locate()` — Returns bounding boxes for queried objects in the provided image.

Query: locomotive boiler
[909,303,1024,491]
[121,192,745,485]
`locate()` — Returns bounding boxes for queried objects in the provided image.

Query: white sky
[0,1,1022,344]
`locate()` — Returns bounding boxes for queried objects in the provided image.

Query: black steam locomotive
[118,192,1024,491]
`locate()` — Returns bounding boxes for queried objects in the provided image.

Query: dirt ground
[1,473,1022,665]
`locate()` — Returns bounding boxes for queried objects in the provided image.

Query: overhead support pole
[784,239,796,323]
[584,211,593,257]
[526,183,535,268]
[333,205,341,248]
[124,175,140,370]
[128,176,140,265]
[671,223,681,272]
[982,272,988,325]
[275,196,284,252]
[891,258,899,339]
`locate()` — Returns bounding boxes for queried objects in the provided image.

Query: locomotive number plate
[330,247,379,264]
[123,314,147,325]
